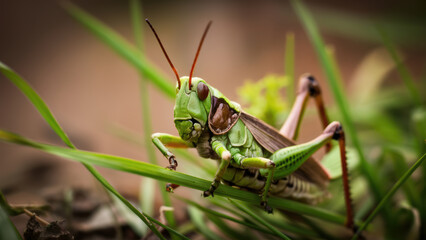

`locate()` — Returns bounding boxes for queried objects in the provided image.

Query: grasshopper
[147,20,354,229]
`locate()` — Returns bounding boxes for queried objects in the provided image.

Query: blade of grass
[177,196,279,237]
[284,32,295,103]
[377,26,422,106]
[178,196,318,238]
[0,62,167,239]
[0,62,74,148]
[0,204,22,240]
[387,149,421,208]
[229,199,290,240]
[139,177,154,235]
[0,129,350,226]
[62,2,175,98]
[352,153,426,239]
[0,192,22,216]
[129,0,177,233]
[207,214,253,240]
[291,0,382,207]
[106,123,216,176]
[188,206,222,240]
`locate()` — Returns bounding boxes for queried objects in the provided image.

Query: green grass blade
[129,0,177,233]
[207,214,252,240]
[188,206,222,240]
[180,196,319,238]
[229,199,291,240]
[0,62,168,239]
[0,192,22,216]
[387,149,421,208]
[0,130,349,226]
[352,153,426,239]
[139,177,154,235]
[284,32,295,103]
[0,62,74,148]
[290,0,382,204]
[377,26,422,106]
[63,2,175,98]
[0,204,22,240]
[176,196,279,237]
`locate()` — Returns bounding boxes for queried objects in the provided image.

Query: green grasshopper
[147,20,354,229]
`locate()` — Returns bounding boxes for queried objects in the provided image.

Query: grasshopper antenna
[145,19,181,89]
[189,21,212,90]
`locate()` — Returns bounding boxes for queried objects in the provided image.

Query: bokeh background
[1,0,425,236]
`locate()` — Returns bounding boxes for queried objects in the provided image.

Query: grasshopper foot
[165,183,180,192]
[260,201,273,214]
[203,184,217,197]
[166,155,178,170]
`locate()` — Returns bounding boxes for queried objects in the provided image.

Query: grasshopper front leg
[152,133,195,191]
[152,133,194,170]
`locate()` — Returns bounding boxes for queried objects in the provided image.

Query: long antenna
[145,19,181,89]
[188,21,212,89]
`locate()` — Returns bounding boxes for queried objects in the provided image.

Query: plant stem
[129,0,177,233]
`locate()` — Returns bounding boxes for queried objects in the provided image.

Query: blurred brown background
[1,0,425,232]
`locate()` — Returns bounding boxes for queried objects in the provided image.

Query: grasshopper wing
[240,112,330,187]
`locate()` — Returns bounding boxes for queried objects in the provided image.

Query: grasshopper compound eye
[197,82,209,100]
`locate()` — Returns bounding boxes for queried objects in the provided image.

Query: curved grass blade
[0,62,167,239]
[207,214,253,240]
[0,130,350,226]
[129,0,177,234]
[0,192,22,216]
[178,196,319,238]
[229,199,290,240]
[63,2,175,98]
[177,196,278,237]
[0,62,74,148]
[352,153,426,240]
[0,204,22,240]
[188,206,222,240]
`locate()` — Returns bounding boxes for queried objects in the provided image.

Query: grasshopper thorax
[174,77,212,142]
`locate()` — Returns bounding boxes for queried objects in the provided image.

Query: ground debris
[24,216,74,240]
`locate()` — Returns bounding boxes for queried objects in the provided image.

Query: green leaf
[63,2,175,98]
[0,130,350,226]
[352,153,426,239]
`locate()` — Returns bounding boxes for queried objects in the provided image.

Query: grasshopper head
[174,76,212,142]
